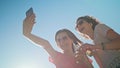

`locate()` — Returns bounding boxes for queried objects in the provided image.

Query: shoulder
[95,24,111,35]
[49,51,63,62]
[95,24,111,31]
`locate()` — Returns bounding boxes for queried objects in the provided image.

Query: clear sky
[0,0,120,68]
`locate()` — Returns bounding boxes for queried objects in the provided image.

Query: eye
[57,39,61,42]
[75,20,84,30]
[56,36,68,42]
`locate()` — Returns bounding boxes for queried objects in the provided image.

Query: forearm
[24,33,58,58]
[93,53,103,68]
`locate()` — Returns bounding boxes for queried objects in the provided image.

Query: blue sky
[0,0,120,68]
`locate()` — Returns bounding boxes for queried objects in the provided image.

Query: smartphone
[26,7,33,17]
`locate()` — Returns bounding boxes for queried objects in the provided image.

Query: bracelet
[101,43,105,50]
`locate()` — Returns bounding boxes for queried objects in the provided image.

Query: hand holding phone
[25,7,36,24]
[26,7,34,17]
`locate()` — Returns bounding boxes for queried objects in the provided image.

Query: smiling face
[76,19,94,39]
[56,32,73,50]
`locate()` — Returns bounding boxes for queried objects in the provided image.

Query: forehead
[56,32,68,38]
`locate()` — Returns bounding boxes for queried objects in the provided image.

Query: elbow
[23,31,31,38]
[23,30,31,37]
[23,28,27,36]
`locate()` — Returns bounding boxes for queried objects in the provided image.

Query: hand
[23,13,36,35]
[81,43,95,56]
[81,43,92,51]
[74,49,85,64]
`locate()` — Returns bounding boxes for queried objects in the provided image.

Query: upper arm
[96,24,120,40]
[106,29,120,40]
[25,33,57,58]
[44,43,57,58]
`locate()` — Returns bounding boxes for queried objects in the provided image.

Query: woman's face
[76,19,94,38]
[56,32,73,50]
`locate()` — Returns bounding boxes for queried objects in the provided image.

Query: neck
[63,47,74,56]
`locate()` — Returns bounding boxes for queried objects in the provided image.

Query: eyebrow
[56,36,68,41]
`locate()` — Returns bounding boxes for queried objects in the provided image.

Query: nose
[58,39,66,46]
[59,39,65,44]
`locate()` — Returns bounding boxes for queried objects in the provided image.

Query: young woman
[75,15,120,68]
[23,12,93,68]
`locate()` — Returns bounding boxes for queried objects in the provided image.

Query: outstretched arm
[23,13,57,57]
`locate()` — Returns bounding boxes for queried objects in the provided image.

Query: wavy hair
[76,15,100,30]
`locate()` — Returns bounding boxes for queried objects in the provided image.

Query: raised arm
[23,13,56,57]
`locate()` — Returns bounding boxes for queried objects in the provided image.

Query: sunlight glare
[16,64,38,68]
[14,61,43,68]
